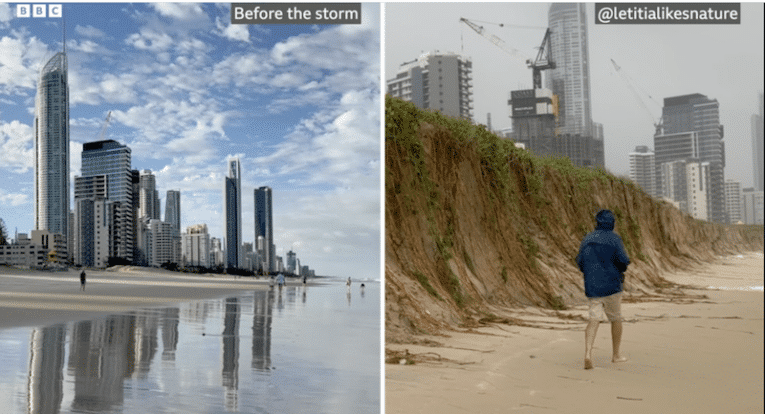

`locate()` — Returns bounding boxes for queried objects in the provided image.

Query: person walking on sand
[80,269,86,291]
[576,209,630,370]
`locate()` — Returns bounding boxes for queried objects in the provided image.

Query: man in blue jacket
[576,209,630,370]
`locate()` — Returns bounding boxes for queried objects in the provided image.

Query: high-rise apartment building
[545,3,603,167]
[139,170,160,220]
[629,146,657,197]
[140,219,174,267]
[657,94,725,223]
[165,190,181,263]
[81,140,134,262]
[742,188,764,225]
[210,237,224,267]
[182,224,210,268]
[753,93,764,191]
[254,186,274,273]
[286,250,297,274]
[73,174,110,267]
[724,179,743,224]
[35,52,69,240]
[225,158,242,269]
[387,52,473,119]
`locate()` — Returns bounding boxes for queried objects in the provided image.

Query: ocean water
[0,280,380,413]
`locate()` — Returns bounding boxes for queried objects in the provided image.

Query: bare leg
[611,320,627,362]
[584,320,599,369]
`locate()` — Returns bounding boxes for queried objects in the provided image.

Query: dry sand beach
[386,252,764,414]
[0,266,314,329]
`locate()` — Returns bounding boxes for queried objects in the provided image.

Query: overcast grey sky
[384,2,764,188]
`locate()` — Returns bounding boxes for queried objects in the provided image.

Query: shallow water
[0,280,380,413]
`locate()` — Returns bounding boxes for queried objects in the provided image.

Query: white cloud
[0,188,28,206]
[0,31,51,95]
[151,3,206,21]
[0,3,12,28]
[0,120,34,173]
[74,25,106,39]
[126,28,174,52]
[214,16,250,43]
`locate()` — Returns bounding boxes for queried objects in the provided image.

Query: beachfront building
[165,190,181,263]
[546,3,603,167]
[210,237,225,267]
[387,51,473,120]
[224,158,242,269]
[657,94,725,223]
[81,140,135,263]
[629,146,657,197]
[254,186,274,273]
[138,218,174,267]
[0,230,67,267]
[139,170,160,220]
[742,188,764,225]
[753,92,764,191]
[182,224,210,268]
[724,180,744,224]
[73,175,110,268]
[35,52,70,244]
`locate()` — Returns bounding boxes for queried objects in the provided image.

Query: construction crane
[459,17,554,89]
[96,111,112,141]
[610,59,663,135]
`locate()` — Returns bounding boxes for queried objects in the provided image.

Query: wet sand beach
[0,266,317,329]
[386,252,764,414]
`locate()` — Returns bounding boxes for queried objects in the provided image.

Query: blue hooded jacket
[576,210,630,298]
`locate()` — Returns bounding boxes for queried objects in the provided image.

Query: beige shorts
[588,292,623,322]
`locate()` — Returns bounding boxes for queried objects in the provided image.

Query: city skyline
[0,3,381,278]
[385,3,764,189]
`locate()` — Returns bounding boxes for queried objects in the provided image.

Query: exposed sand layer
[0,266,313,329]
[386,253,764,414]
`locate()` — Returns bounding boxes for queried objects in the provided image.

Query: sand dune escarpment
[385,96,763,343]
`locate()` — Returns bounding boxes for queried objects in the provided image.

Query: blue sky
[0,3,381,278]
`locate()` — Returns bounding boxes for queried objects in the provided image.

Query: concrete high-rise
[753,93,764,191]
[742,188,764,225]
[545,3,602,168]
[387,52,473,119]
[657,94,725,223]
[724,179,743,224]
[35,52,70,240]
[81,140,134,262]
[165,190,181,263]
[629,146,657,197]
[224,158,242,269]
[73,174,109,267]
[182,224,210,268]
[254,186,274,273]
[139,170,160,220]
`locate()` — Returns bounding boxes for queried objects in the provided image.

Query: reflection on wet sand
[252,290,273,371]
[28,325,65,414]
[6,281,379,413]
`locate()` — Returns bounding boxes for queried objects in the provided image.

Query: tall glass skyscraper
[81,139,134,261]
[35,52,69,239]
[165,190,181,264]
[254,186,274,273]
[546,3,602,167]
[225,158,242,269]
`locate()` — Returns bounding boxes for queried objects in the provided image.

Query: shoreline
[0,265,329,330]
[386,252,764,414]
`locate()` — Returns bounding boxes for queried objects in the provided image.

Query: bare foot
[584,359,593,370]
[612,356,628,363]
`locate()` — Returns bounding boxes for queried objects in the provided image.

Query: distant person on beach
[346,277,351,288]
[576,209,631,370]
[277,273,285,289]
[80,269,86,291]
[303,275,307,285]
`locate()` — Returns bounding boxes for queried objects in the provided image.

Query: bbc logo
[16,4,63,18]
